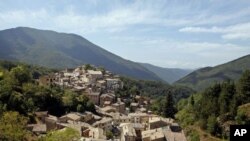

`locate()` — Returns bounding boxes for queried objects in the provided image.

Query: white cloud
[0,9,53,31]
[0,6,157,33]
[110,36,250,68]
[179,26,223,33]
[179,22,250,40]
[1,1,250,34]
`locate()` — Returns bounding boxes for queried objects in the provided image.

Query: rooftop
[106,78,119,81]
[92,117,112,126]
[88,92,101,96]
[128,112,148,117]
[100,106,116,113]
[142,128,165,140]
[61,113,81,121]
[163,128,187,141]
[100,93,115,98]
[104,101,111,105]
[130,102,139,107]
[88,70,102,75]
[109,112,130,120]
[32,124,47,132]
[45,114,58,121]
[97,80,106,83]
[35,111,48,117]
[112,101,125,106]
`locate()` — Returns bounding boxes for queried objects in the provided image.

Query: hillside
[176,70,250,140]
[140,63,192,84]
[175,54,250,91]
[0,27,161,81]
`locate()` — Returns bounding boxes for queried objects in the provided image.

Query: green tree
[0,111,29,141]
[150,97,164,115]
[77,94,89,109]
[190,94,195,106]
[189,130,200,141]
[0,70,3,80]
[198,84,221,120]
[129,85,139,97]
[10,65,31,85]
[98,66,106,74]
[206,115,219,135]
[0,102,7,115]
[8,91,26,114]
[62,90,77,112]
[84,64,95,70]
[219,81,235,115]
[236,70,250,105]
[87,101,96,113]
[22,83,40,112]
[163,92,176,118]
[76,104,85,113]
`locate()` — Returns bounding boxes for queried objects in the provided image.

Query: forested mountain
[0,27,161,81]
[140,63,192,83]
[175,55,250,91]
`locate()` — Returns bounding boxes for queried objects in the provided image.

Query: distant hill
[175,54,250,91]
[140,63,192,84]
[0,27,161,81]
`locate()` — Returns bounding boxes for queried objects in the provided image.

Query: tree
[163,92,176,118]
[206,115,218,135]
[77,94,89,110]
[0,70,3,80]
[189,130,200,141]
[84,64,95,70]
[150,97,164,115]
[129,86,139,97]
[190,94,195,106]
[219,81,235,115]
[10,65,31,85]
[8,91,26,114]
[236,70,250,105]
[87,101,96,113]
[0,111,29,141]
[198,84,221,120]
[98,66,106,74]
[62,90,77,112]
[76,104,85,113]
[0,102,7,115]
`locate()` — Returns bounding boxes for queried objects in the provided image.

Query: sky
[0,0,250,69]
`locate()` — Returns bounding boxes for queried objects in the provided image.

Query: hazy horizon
[1,0,250,69]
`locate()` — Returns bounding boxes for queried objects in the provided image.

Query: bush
[189,130,200,141]
[0,111,30,141]
[40,127,80,141]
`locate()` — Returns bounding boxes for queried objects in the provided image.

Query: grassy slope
[188,126,225,141]
[238,103,250,118]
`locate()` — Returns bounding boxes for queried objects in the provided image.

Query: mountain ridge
[140,63,192,84]
[0,27,162,81]
[175,54,250,91]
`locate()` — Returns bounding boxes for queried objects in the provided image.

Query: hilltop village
[35,65,187,141]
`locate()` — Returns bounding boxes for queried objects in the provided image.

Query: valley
[0,27,250,141]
